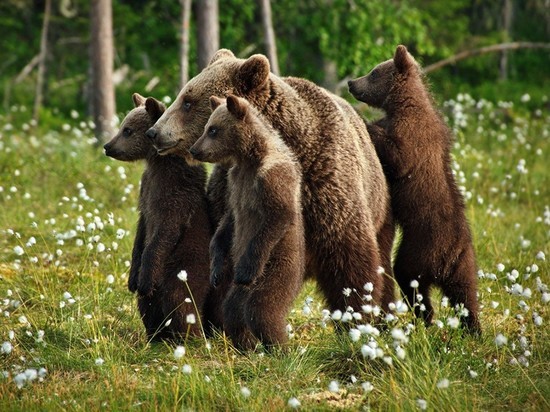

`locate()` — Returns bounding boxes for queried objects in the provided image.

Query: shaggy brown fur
[104,93,215,340]
[189,95,305,349]
[348,45,481,333]
[146,49,395,319]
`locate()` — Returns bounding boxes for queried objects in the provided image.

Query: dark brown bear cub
[190,94,305,350]
[348,45,481,333]
[104,93,214,340]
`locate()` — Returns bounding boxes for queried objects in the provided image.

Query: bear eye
[370,69,380,80]
[207,126,218,137]
[122,127,132,137]
[183,101,192,112]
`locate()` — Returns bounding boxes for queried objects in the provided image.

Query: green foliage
[0,95,548,410]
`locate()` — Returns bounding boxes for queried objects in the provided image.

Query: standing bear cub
[104,93,213,340]
[190,94,305,350]
[348,45,481,333]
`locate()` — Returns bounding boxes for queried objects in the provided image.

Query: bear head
[104,93,165,161]
[146,49,271,164]
[189,94,254,165]
[348,45,417,110]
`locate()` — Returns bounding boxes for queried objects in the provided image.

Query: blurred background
[0,0,548,140]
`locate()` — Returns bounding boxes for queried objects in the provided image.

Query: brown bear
[348,45,481,333]
[103,93,216,340]
[189,94,305,349]
[145,49,395,320]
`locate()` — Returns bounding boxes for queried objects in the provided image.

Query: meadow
[0,93,548,411]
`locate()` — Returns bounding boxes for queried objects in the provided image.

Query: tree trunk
[499,0,514,81]
[259,0,280,75]
[196,0,219,71]
[180,0,192,88]
[90,0,115,142]
[33,0,52,122]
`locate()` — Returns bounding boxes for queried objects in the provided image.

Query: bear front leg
[210,211,234,287]
[234,167,297,285]
[128,214,146,293]
[138,226,181,297]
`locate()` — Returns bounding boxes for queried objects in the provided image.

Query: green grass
[0,93,549,411]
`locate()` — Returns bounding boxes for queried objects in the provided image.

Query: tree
[196,0,219,71]
[33,0,52,122]
[259,0,279,75]
[180,0,192,88]
[90,0,115,142]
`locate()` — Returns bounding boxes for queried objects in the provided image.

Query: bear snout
[145,128,157,140]
[188,146,202,160]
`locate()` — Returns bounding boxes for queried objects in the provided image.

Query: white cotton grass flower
[364,282,374,292]
[349,328,361,342]
[182,364,192,374]
[495,333,508,347]
[186,314,196,324]
[469,369,478,379]
[288,397,301,408]
[331,310,343,321]
[106,274,115,284]
[164,318,172,327]
[13,245,24,256]
[416,399,428,410]
[177,270,188,282]
[174,345,185,359]
[14,372,27,388]
[95,358,104,366]
[437,378,450,389]
[536,251,545,261]
[410,280,419,289]
[328,380,339,393]
[496,263,505,272]
[1,341,13,354]
[447,317,460,329]
[240,386,251,398]
[362,381,374,393]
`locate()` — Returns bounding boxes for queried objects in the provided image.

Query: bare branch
[424,42,550,74]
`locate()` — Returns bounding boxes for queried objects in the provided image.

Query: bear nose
[188,147,198,158]
[145,128,157,140]
[103,142,112,153]
[347,80,354,88]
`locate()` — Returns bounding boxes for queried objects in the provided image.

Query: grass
[0,92,548,411]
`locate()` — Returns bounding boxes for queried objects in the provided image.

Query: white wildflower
[437,378,450,389]
[495,333,508,347]
[174,345,185,359]
[288,397,301,408]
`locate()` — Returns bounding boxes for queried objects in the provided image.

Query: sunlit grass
[0,93,548,410]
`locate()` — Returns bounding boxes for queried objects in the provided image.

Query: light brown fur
[190,95,305,349]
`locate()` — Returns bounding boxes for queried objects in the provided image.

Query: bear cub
[190,94,305,350]
[348,45,481,333]
[104,93,214,340]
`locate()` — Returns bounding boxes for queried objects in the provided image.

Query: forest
[1,0,549,129]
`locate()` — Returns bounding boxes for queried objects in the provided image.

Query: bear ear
[236,54,270,93]
[132,93,146,107]
[144,97,166,122]
[209,49,235,66]
[226,94,248,120]
[209,95,225,112]
[394,45,413,74]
